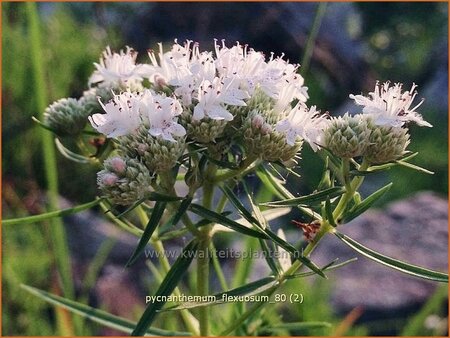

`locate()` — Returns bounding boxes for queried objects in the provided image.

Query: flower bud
[365,125,410,164]
[323,114,371,158]
[118,125,186,173]
[179,109,228,143]
[242,110,302,162]
[43,98,88,136]
[98,156,153,205]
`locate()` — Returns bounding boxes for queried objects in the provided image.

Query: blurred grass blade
[3,198,103,226]
[132,240,199,336]
[335,231,448,282]
[126,201,167,267]
[20,285,191,336]
[162,276,278,311]
[188,203,267,239]
[261,187,345,207]
[55,138,91,164]
[116,192,182,219]
[265,321,332,333]
[342,183,392,223]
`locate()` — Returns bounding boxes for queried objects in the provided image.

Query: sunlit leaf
[335,231,448,283]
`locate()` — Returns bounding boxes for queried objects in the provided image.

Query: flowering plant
[10,39,447,336]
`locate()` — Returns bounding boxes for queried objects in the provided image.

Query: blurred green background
[2,2,448,336]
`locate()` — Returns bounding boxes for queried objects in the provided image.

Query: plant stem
[333,159,369,221]
[219,221,332,336]
[213,157,260,183]
[196,163,216,336]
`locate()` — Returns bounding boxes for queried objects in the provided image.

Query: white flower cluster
[87,40,326,152]
[323,81,431,163]
[42,40,433,204]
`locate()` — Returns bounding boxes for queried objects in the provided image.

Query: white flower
[276,103,328,151]
[193,77,249,121]
[89,46,148,87]
[350,81,432,128]
[139,90,186,142]
[89,92,142,138]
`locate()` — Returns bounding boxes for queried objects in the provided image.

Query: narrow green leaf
[3,198,103,226]
[342,183,392,223]
[21,284,191,336]
[55,138,91,163]
[265,321,332,332]
[206,155,238,169]
[324,196,336,226]
[132,240,199,336]
[220,184,261,227]
[161,276,278,311]
[334,231,448,282]
[31,116,59,134]
[188,203,267,239]
[256,165,320,220]
[396,160,434,174]
[286,258,358,280]
[116,192,182,219]
[262,227,326,278]
[261,187,345,207]
[158,197,193,235]
[126,201,167,267]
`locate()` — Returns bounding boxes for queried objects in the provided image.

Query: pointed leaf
[21,284,191,336]
[261,187,345,207]
[158,197,193,235]
[256,165,320,220]
[262,227,326,278]
[55,138,91,163]
[220,184,261,226]
[396,160,434,174]
[3,198,103,226]
[342,183,392,223]
[161,276,278,311]
[126,201,167,267]
[335,231,448,282]
[116,192,182,219]
[132,240,199,336]
[188,203,267,239]
[286,258,358,280]
[324,196,336,226]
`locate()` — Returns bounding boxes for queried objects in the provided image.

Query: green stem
[219,222,332,336]
[26,3,81,335]
[196,163,217,336]
[213,157,259,183]
[333,159,369,221]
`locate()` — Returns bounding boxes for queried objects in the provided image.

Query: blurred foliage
[2,2,447,336]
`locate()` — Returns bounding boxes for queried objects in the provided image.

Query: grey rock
[312,191,448,314]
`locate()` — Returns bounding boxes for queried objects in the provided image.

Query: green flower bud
[179,108,228,143]
[324,114,371,158]
[98,156,153,205]
[365,125,410,164]
[242,110,302,162]
[118,125,186,173]
[43,98,88,136]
